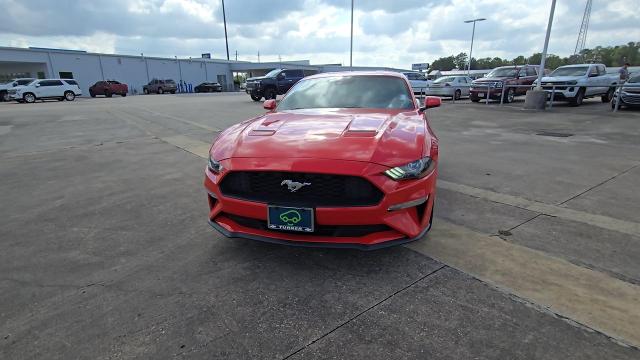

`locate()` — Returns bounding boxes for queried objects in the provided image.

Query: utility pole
[221,0,230,60]
[257,51,260,63]
[350,0,354,68]
[464,18,486,75]
[235,50,238,61]
[536,0,556,90]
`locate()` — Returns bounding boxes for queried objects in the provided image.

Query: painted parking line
[438,180,640,238]
[166,134,640,346]
[408,221,640,348]
[161,135,211,158]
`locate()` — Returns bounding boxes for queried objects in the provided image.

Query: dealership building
[0,46,408,96]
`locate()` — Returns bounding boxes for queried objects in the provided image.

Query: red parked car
[89,80,128,97]
[204,71,441,249]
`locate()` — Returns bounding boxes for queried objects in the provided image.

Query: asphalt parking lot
[1,93,640,359]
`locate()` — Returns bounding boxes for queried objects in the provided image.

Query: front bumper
[469,87,502,99]
[204,158,436,249]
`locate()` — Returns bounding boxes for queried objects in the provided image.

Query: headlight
[207,155,223,174]
[384,157,435,180]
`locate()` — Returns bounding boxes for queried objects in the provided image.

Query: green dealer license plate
[267,206,314,233]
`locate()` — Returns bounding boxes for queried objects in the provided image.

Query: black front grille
[219,171,383,207]
[224,213,392,237]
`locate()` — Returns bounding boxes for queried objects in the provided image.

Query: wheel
[121,93,127,97]
[143,88,149,94]
[157,87,164,94]
[195,88,200,93]
[454,89,461,100]
[1,91,9,102]
[570,88,585,106]
[503,88,515,103]
[23,93,36,103]
[470,97,480,102]
[601,87,614,103]
[264,88,276,100]
[170,90,176,94]
[64,91,75,101]
[250,93,262,101]
[105,91,112,98]
[89,90,96,98]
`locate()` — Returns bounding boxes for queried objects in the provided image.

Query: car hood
[246,76,271,82]
[474,77,513,82]
[540,75,583,82]
[210,108,428,167]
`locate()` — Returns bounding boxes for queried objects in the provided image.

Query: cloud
[0,0,637,68]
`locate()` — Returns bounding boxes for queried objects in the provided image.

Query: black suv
[245,69,306,101]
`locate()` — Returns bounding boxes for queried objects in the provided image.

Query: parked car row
[414,63,622,107]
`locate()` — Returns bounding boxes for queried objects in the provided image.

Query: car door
[37,80,59,98]
[514,68,529,95]
[458,77,470,96]
[586,66,599,95]
[281,71,299,93]
[47,80,65,97]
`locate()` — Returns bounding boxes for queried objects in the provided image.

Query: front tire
[23,93,36,103]
[89,90,96,98]
[157,87,164,94]
[570,88,585,106]
[503,88,515,103]
[601,87,614,103]
[64,91,75,101]
[250,93,262,101]
[105,91,112,98]
[1,91,9,102]
[121,93,127,97]
[454,89,461,100]
[264,87,276,100]
[143,88,149,95]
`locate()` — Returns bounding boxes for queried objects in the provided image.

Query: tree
[454,52,468,70]
[430,56,456,70]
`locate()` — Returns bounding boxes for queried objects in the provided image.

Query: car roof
[304,71,407,80]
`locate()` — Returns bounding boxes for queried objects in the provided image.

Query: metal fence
[417,83,628,112]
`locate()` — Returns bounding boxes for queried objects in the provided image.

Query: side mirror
[263,99,277,111]
[419,96,441,112]
[588,73,598,77]
[35,83,41,87]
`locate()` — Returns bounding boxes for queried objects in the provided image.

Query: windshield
[486,68,518,78]
[264,69,282,78]
[434,77,456,83]
[278,75,414,110]
[626,74,640,83]
[550,66,589,77]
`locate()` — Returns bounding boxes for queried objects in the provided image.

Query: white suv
[10,79,82,103]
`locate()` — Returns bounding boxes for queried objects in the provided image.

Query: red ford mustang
[204,71,441,250]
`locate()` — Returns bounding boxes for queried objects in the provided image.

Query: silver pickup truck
[536,64,618,106]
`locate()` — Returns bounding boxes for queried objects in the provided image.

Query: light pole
[221,0,230,61]
[464,18,486,75]
[350,0,354,68]
[535,0,556,90]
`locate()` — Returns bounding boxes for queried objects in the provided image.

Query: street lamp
[464,18,486,75]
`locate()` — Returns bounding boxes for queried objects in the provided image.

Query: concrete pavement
[1,94,639,359]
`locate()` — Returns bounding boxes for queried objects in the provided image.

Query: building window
[37,72,46,79]
[59,71,74,79]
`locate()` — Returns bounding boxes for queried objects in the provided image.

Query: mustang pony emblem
[281,180,311,192]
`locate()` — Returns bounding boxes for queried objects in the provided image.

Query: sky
[0,0,638,68]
